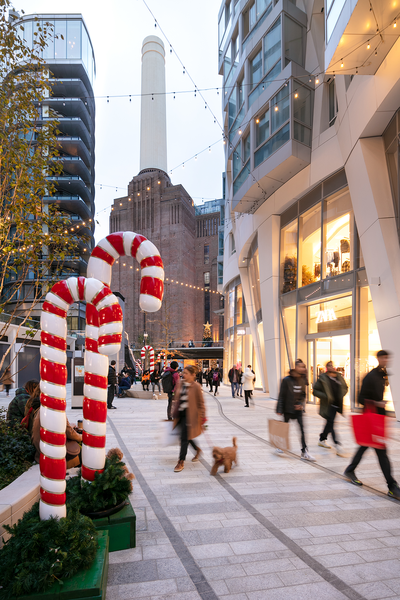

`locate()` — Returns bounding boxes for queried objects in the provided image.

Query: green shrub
[66,453,132,513]
[0,502,99,599]
[0,408,35,490]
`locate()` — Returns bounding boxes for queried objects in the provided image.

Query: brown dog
[210,437,238,475]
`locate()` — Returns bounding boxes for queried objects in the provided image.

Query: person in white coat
[242,365,255,407]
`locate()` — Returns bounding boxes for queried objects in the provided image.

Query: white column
[346,137,400,417]
[258,215,281,399]
[140,36,167,173]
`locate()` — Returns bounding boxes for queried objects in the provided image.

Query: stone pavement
[4,383,400,599]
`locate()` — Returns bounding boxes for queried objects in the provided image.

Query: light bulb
[315,78,319,84]
[238,129,242,135]
[256,118,260,124]
[341,60,344,68]
[394,20,397,27]
[294,91,298,99]
[367,42,371,49]
[274,106,278,112]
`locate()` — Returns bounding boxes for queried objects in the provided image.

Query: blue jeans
[231,382,238,397]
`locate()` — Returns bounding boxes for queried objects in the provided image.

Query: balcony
[55,156,92,183]
[45,195,92,220]
[56,137,92,168]
[325,0,400,75]
[48,175,92,204]
[231,62,313,213]
[46,97,93,133]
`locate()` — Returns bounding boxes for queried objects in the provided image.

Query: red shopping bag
[351,412,386,449]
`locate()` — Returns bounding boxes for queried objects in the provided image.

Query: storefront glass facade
[280,173,392,411]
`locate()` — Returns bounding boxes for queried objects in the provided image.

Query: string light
[367,42,371,50]
[341,60,344,68]
[294,91,298,99]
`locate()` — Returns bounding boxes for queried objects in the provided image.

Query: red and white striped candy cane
[87,232,164,312]
[39,277,123,520]
[141,346,155,373]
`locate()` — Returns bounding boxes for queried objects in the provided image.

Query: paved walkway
[4,384,400,599]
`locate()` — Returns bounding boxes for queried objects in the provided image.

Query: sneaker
[275,448,284,455]
[301,450,316,462]
[192,449,202,463]
[174,460,184,472]
[318,440,331,449]
[388,484,400,500]
[343,470,363,486]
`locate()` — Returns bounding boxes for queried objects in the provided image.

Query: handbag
[351,404,386,449]
[160,420,181,446]
[21,407,33,430]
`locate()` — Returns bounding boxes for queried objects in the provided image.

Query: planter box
[16,530,109,600]
[92,498,136,552]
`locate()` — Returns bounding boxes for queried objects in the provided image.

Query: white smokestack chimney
[140,36,167,173]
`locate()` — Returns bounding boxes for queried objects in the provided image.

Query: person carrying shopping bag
[172,365,206,473]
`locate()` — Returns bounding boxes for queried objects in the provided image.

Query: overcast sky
[15,0,225,242]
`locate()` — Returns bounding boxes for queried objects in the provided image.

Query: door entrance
[307,334,351,407]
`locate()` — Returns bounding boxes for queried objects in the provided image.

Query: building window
[250,49,263,89]
[204,244,210,264]
[284,16,304,67]
[204,272,210,286]
[293,82,312,146]
[299,203,321,287]
[218,261,223,284]
[249,247,262,319]
[230,233,236,254]
[236,284,243,324]
[256,109,270,148]
[328,79,337,127]
[271,87,290,133]
[243,133,250,163]
[264,17,281,75]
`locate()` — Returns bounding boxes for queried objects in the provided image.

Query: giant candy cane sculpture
[141,346,155,373]
[39,232,164,520]
[40,277,123,520]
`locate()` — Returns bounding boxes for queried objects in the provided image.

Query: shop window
[271,87,290,133]
[264,18,281,75]
[250,49,263,89]
[308,295,352,334]
[281,220,298,293]
[229,289,235,328]
[236,284,243,324]
[328,79,337,127]
[299,203,321,287]
[256,109,270,148]
[284,16,304,67]
[357,287,393,411]
[324,190,353,278]
[281,305,296,372]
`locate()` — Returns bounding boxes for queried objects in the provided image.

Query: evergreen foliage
[66,453,132,514]
[0,408,35,490]
[0,503,98,599]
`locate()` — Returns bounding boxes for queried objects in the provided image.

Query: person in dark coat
[228,366,239,398]
[150,368,161,393]
[1,367,14,397]
[277,359,315,461]
[107,360,117,409]
[212,368,221,396]
[207,369,214,392]
[313,361,347,455]
[344,350,400,498]
[6,380,39,426]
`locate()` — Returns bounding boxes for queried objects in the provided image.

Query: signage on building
[316,309,337,324]
[237,329,246,335]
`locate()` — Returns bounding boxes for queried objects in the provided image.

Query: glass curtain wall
[298,203,321,287]
[324,190,353,278]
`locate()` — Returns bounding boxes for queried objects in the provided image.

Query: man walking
[162,361,180,420]
[277,359,315,461]
[344,350,400,498]
[228,365,239,398]
[313,361,347,456]
[107,360,117,409]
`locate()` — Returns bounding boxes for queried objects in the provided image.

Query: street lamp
[143,331,148,370]
[143,331,148,342]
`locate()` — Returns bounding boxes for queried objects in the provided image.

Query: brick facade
[109,169,221,350]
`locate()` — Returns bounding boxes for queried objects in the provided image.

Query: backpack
[161,370,174,393]
[213,371,219,383]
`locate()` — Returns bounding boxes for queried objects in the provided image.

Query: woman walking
[1,366,14,397]
[172,365,206,473]
[243,365,255,407]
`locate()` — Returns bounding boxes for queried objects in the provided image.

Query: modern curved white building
[219,0,400,415]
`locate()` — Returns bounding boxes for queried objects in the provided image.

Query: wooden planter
[91,497,136,552]
[16,530,109,600]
